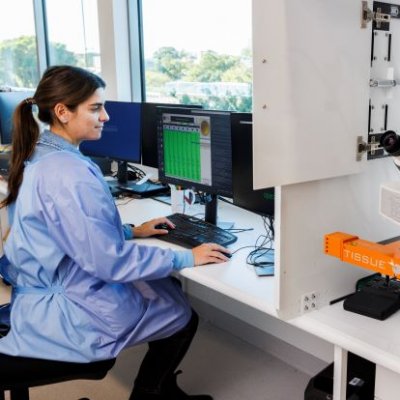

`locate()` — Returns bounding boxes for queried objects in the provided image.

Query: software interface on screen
[158,108,233,224]
[141,102,202,168]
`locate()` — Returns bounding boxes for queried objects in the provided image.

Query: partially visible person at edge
[0,65,231,400]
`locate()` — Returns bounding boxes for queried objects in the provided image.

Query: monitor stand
[113,161,169,197]
[204,193,234,229]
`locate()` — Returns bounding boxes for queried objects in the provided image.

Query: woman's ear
[53,103,70,124]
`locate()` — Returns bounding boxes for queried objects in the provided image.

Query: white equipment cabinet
[252,0,400,317]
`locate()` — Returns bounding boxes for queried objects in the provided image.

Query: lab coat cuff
[173,250,194,270]
[122,223,134,240]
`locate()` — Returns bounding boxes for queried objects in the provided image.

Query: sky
[0,0,251,56]
[0,0,36,39]
[141,0,252,56]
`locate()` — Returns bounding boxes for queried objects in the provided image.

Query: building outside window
[140,0,252,112]
[0,0,39,89]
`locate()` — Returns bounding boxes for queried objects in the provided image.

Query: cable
[127,164,146,180]
[115,197,136,206]
[225,215,274,265]
[227,227,254,233]
[246,215,274,267]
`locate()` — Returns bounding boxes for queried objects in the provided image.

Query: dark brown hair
[2,65,106,206]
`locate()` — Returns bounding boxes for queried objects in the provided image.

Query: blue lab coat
[0,130,193,362]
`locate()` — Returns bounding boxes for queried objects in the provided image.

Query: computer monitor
[80,100,141,163]
[80,100,142,190]
[141,102,202,168]
[0,91,34,144]
[231,112,275,218]
[157,107,233,225]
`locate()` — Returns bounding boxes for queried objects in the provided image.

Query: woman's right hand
[192,243,231,266]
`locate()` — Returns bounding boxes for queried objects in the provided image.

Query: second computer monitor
[231,112,275,218]
[80,100,142,163]
[158,107,233,224]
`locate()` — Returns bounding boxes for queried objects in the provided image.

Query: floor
[22,319,312,400]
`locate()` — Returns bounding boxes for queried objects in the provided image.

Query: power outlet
[300,291,319,313]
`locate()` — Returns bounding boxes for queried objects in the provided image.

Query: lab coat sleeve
[37,161,181,283]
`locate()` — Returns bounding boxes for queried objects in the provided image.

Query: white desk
[117,196,277,316]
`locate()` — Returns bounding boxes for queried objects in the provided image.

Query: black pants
[133,308,199,394]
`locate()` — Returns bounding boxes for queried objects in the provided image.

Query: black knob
[380,130,400,156]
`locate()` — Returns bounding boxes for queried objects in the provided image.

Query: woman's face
[53,88,109,145]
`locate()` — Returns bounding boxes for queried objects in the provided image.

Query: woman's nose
[101,109,110,122]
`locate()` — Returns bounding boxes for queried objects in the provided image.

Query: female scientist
[0,65,230,400]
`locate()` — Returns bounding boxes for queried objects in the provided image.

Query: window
[140,0,252,112]
[0,0,39,88]
[45,0,101,74]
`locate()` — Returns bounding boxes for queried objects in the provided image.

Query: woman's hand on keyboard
[133,217,175,238]
[192,243,231,265]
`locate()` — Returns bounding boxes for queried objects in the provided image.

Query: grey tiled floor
[24,320,311,400]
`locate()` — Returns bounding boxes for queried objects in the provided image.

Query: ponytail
[2,99,39,206]
[1,65,105,207]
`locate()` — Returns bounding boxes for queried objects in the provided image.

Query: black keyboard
[156,213,237,248]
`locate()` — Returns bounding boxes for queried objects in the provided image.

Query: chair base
[0,353,116,400]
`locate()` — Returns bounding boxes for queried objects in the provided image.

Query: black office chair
[0,305,116,400]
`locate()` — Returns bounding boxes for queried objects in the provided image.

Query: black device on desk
[343,274,400,320]
[80,101,168,197]
[155,213,237,248]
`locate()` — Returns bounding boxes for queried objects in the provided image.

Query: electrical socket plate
[300,291,319,313]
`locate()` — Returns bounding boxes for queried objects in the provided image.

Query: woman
[0,65,230,400]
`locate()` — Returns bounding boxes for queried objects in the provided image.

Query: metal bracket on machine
[357,135,381,161]
[362,1,391,28]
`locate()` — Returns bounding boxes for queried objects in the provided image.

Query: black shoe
[163,370,213,400]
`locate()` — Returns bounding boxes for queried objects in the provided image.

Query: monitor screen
[141,102,202,168]
[80,101,142,163]
[231,112,275,218]
[158,108,233,198]
[0,91,34,144]
[158,108,233,224]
